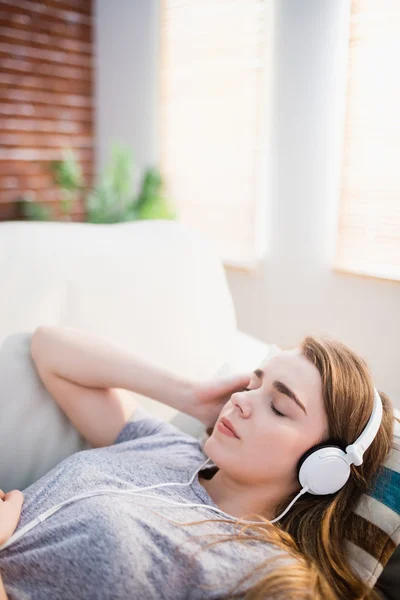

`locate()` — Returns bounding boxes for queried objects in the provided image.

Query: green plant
[19,198,53,221]
[133,168,177,221]
[50,148,83,219]
[86,143,176,224]
[86,143,136,223]
[18,148,83,222]
[19,143,177,224]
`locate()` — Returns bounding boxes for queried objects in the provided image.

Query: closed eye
[244,388,286,418]
[270,402,285,418]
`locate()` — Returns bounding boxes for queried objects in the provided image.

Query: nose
[231,390,252,418]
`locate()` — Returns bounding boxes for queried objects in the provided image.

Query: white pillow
[0,332,91,493]
[0,277,66,349]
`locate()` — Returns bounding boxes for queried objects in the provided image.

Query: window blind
[159,0,272,267]
[335,0,400,281]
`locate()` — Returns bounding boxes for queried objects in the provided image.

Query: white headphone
[297,386,383,495]
[0,388,383,553]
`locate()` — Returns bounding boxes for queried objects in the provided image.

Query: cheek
[250,424,309,469]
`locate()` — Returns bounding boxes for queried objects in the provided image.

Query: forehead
[260,348,324,410]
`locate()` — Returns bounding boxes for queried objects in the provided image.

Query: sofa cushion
[348,410,400,591]
[0,332,92,493]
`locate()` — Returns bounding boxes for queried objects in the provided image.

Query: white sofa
[0,219,277,492]
[1,220,399,598]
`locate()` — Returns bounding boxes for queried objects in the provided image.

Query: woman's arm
[31,325,194,414]
[30,325,251,444]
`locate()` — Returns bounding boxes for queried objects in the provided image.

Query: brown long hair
[165,335,396,599]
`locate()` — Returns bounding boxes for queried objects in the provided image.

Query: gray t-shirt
[0,405,289,599]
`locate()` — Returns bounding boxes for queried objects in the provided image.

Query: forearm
[30,325,195,414]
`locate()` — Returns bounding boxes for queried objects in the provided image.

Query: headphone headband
[345,387,383,466]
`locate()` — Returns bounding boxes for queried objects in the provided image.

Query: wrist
[135,371,197,417]
[184,381,222,429]
[172,379,197,417]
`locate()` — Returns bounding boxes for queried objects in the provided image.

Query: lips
[220,417,240,439]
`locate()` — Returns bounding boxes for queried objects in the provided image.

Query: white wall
[94,0,160,194]
[95,0,400,407]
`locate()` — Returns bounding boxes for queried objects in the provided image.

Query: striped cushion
[346,408,400,587]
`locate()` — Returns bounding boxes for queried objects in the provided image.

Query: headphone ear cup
[298,443,351,495]
[297,442,337,478]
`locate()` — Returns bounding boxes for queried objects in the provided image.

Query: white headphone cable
[0,458,309,552]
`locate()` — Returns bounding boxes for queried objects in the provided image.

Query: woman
[0,326,395,599]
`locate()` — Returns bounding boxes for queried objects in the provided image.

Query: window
[336,0,400,282]
[159,0,273,268]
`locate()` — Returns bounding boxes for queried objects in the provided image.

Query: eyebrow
[253,369,308,415]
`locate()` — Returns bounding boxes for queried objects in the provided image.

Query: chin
[202,435,218,459]
[203,434,231,466]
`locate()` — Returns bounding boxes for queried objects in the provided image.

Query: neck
[199,469,286,521]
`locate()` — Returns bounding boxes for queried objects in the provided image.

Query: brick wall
[0,0,93,221]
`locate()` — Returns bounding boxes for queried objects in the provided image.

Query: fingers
[0,490,24,512]
[0,490,24,545]
[212,373,251,399]
[4,490,24,504]
[225,373,252,392]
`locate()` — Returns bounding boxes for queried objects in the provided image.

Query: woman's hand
[191,373,252,430]
[0,489,24,547]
